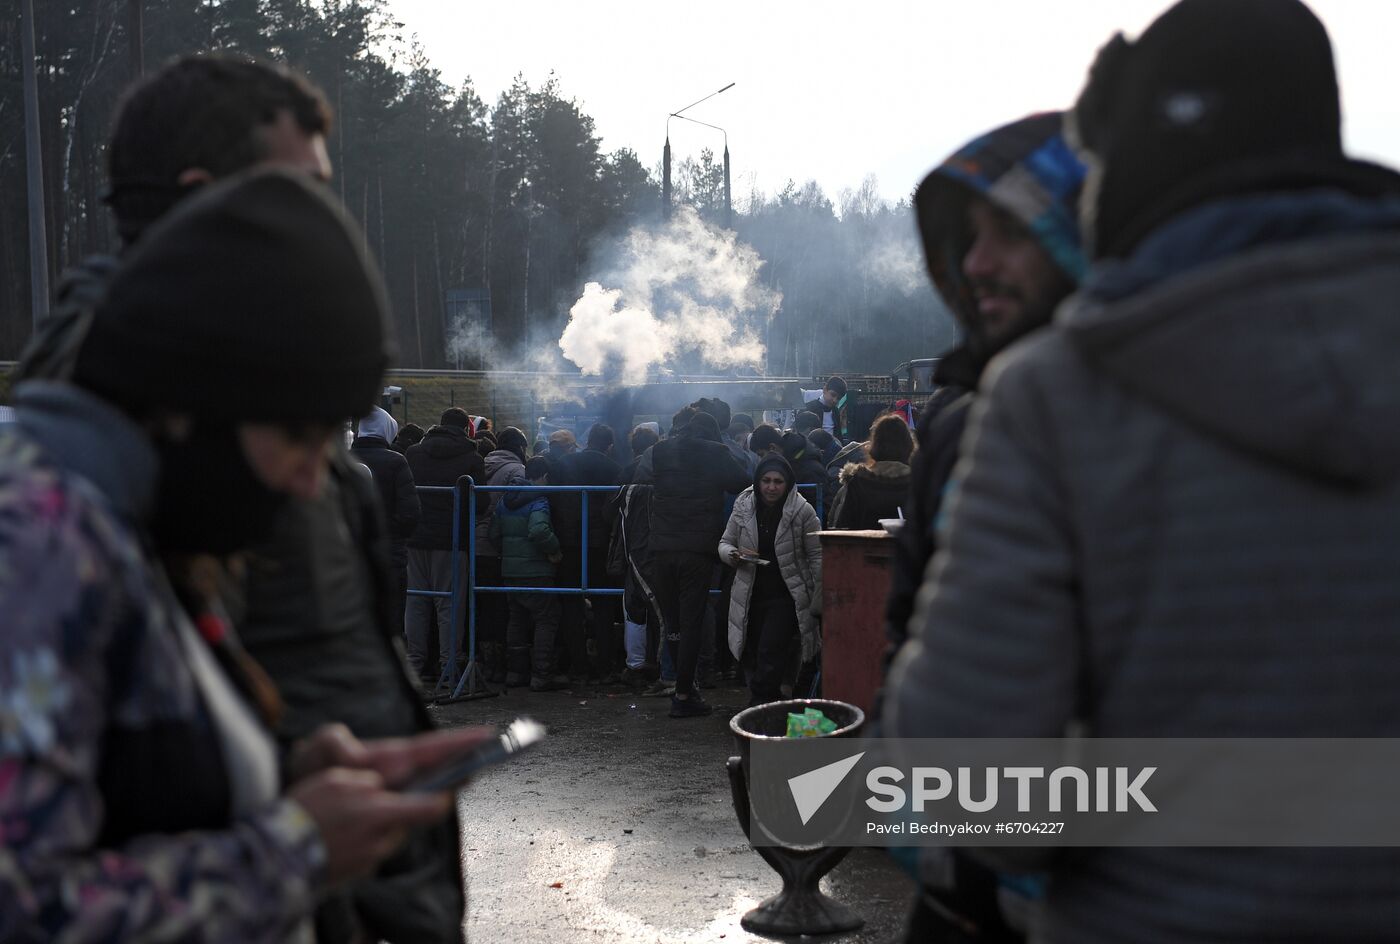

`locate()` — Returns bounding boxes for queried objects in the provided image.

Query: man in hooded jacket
[888,1,1400,939]
[352,407,419,639]
[879,111,1087,943]
[885,111,1087,661]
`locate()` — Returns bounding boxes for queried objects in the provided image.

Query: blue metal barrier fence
[407,477,822,700]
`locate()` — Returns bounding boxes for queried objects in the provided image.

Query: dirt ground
[432,679,913,943]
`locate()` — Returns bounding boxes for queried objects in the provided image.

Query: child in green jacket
[490,457,566,689]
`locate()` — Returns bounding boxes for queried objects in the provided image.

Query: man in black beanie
[2,169,484,944]
[888,2,1400,940]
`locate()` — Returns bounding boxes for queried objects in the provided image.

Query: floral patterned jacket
[0,383,324,943]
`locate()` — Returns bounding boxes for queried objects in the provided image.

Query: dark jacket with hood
[780,431,829,521]
[476,446,531,556]
[887,112,1087,649]
[829,460,911,531]
[887,181,1400,941]
[351,411,419,564]
[405,425,485,551]
[634,413,751,556]
[490,493,561,580]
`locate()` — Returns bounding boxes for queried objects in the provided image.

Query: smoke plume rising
[559,206,781,385]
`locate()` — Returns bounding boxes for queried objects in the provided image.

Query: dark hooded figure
[780,430,829,521]
[390,422,425,455]
[879,112,1087,943]
[634,410,750,717]
[352,407,419,638]
[888,1,1400,940]
[719,455,823,706]
[886,111,1088,656]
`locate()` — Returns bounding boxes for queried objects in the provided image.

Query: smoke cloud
[559,206,781,385]
[862,238,926,298]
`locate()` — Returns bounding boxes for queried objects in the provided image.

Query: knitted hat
[780,431,810,464]
[1072,0,1354,258]
[74,168,393,424]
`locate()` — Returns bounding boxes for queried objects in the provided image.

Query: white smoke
[445,304,490,369]
[559,206,781,385]
[862,238,926,297]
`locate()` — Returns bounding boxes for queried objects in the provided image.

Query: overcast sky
[386,0,1399,207]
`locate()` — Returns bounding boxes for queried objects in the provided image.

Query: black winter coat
[239,452,465,943]
[351,435,420,561]
[405,426,485,551]
[634,430,750,556]
[885,346,980,646]
[790,455,829,520]
[830,461,911,531]
[553,447,622,550]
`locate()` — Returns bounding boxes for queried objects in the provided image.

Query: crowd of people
[362,385,919,718]
[5,0,1400,940]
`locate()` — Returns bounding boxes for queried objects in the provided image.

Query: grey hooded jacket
[887,192,1400,942]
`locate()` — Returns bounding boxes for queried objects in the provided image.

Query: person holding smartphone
[719,455,823,706]
[0,171,488,943]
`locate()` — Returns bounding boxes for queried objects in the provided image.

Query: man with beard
[882,112,1087,942]
[887,112,1086,657]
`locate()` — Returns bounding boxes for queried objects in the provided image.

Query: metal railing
[409,476,823,700]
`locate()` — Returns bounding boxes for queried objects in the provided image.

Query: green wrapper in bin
[785,707,838,738]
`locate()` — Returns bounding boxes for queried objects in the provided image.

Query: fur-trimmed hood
[838,459,911,486]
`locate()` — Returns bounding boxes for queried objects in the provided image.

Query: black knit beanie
[1072,0,1344,258]
[780,431,809,464]
[73,168,393,424]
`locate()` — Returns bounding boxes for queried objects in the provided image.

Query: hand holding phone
[401,718,546,793]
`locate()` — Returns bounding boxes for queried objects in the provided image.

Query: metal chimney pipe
[662,136,672,221]
[723,144,732,230]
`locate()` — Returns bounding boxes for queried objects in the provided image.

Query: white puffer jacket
[718,486,823,663]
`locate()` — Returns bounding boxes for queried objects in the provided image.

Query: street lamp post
[664,82,734,223]
[670,113,731,230]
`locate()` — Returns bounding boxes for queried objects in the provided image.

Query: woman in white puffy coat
[719,454,823,706]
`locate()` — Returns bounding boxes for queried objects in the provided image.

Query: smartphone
[402,718,546,793]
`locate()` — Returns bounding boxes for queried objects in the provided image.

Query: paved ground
[431,680,912,943]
